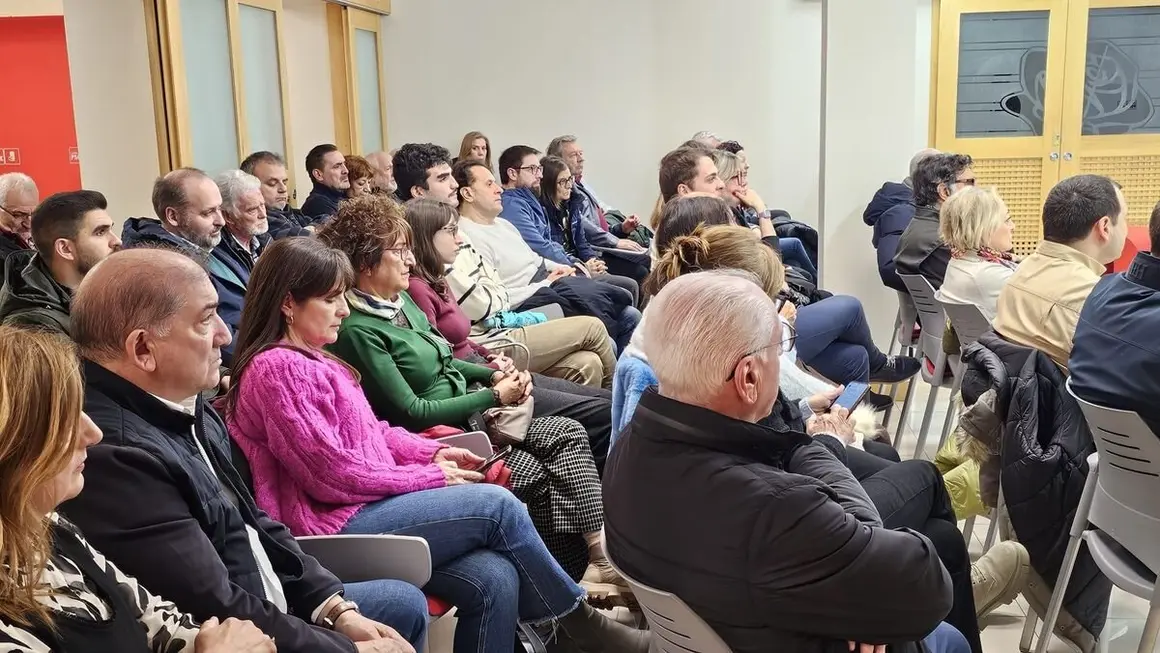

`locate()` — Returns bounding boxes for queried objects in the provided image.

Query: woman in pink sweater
[221,237,649,653]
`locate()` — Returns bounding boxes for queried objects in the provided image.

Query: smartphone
[477,445,513,474]
[831,381,870,412]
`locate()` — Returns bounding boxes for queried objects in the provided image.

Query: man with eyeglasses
[0,172,38,260]
[894,153,975,289]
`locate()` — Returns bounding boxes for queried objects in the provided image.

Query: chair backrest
[941,301,991,348]
[899,274,946,362]
[602,540,733,653]
[1066,380,1160,574]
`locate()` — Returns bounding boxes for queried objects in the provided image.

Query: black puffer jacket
[961,332,1110,639]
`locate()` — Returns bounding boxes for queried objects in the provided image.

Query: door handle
[1050,152,1059,160]
[1063,152,1073,161]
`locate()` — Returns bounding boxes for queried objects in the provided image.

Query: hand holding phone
[831,381,870,412]
[476,445,513,474]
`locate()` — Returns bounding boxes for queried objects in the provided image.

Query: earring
[287,313,295,326]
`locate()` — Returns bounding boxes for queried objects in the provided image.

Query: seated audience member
[0,327,275,653]
[934,186,1018,319]
[404,198,614,450]
[895,153,975,288]
[604,270,969,653]
[994,174,1127,368]
[301,144,350,221]
[344,155,375,199]
[546,134,651,253]
[241,150,313,238]
[0,190,121,335]
[0,172,38,258]
[222,237,647,652]
[690,130,722,148]
[62,248,430,653]
[454,130,493,170]
[123,168,224,252]
[653,194,920,387]
[864,148,940,292]
[1071,197,1160,436]
[392,143,460,206]
[500,145,641,301]
[651,146,726,234]
[454,160,641,351]
[212,170,270,364]
[364,151,398,196]
[317,195,626,583]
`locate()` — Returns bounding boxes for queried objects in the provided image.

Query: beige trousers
[506,316,616,389]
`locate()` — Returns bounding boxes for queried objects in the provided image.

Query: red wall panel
[0,15,82,196]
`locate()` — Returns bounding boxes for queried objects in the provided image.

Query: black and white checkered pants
[503,415,604,580]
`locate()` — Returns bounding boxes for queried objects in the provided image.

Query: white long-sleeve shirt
[458,217,567,307]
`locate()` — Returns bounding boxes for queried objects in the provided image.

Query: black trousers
[530,373,614,475]
[861,460,983,653]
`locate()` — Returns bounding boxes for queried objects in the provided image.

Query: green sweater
[328,291,498,430]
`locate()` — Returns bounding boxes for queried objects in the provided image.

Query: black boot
[556,602,650,653]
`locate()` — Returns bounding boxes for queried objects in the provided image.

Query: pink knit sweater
[226,346,448,536]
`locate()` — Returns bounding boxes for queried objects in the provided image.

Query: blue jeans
[340,484,584,653]
[923,622,971,653]
[779,237,817,282]
[343,579,429,649]
[615,307,642,354]
[795,295,887,384]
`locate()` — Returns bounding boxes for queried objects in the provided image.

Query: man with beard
[301,144,350,221]
[365,151,398,196]
[392,143,459,205]
[241,150,314,237]
[211,169,271,365]
[0,172,38,260]
[0,189,122,335]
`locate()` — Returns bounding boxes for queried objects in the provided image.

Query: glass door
[933,0,1070,255]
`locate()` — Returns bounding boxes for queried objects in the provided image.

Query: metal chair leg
[912,382,941,460]
[962,515,976,546]
[983,508,999,552]
[893,369,918,444]
[1020,607,1038,652]
[1137,583,1160,653]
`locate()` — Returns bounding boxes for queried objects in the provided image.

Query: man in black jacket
[241,150,314,238]
[605,270,965,653]
[895,153,975,289]
[301,144,350,221]
[61,248,427,653]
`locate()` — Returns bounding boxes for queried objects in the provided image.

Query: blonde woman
[454,130,492,171]
[935,186,1018,319]
[0,327,273,652]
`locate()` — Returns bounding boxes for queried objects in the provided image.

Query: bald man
[863,148,941,293]
[364,151,397,196]
[62,248,428,653]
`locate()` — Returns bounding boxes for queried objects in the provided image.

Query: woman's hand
[434,447,485,469]
[195,617,276,653]
[516,370,533,403]
[779,300,797,325]
[488,353,516,373]
[438,460,484,485]
[493,375,525,405]
[735,187,767,213]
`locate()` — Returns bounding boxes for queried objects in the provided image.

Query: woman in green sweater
[319,194,625,597]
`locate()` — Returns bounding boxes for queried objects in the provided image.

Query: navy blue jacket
[1071,252,1160,437]
[501,188,582,265]
[121,218,252,367]
[267,206,314,239]
[863,182,915,292]
[300,182,346,221]
[541,193,597,263]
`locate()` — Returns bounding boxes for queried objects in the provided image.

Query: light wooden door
[1058,0,1160,228]
[933,0,1071,255]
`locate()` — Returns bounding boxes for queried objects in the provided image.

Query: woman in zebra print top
[0,328,274,652]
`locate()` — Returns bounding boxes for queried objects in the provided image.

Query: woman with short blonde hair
[935,185,1018,320]
[0,327,272,652]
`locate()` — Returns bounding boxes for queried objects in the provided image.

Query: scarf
[952,246,1018,269]
[345,288,405,321]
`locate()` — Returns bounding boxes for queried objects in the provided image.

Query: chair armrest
[537,303,565,321]
[297,534,432,587]
[436,431,492,457]
[478,339,531,369]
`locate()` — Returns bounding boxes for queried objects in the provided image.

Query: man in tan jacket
[993,174,1127,367]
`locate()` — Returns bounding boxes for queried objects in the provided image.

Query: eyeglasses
[384,245,413,259]
[952,176,976,187]
[518,165,543,175]
[557,177,575,188]
[440,223,459,235]
[0,206,31,220]
[725,324,797,381]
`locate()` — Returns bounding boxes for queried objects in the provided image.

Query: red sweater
[407,276,492,362]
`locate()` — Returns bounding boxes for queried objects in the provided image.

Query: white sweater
[459,217,565,307]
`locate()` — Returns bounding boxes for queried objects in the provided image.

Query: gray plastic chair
[899,275,961,459]
[603,539,732,653]
[1028,382,1160,653]
[887,291,921,439]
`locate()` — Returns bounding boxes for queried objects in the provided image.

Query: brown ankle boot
[557,601,650,653]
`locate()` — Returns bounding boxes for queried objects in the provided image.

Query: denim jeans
[615,307,642,354]
[339,484,584,653]
[795,295,887,384]
[779,237,818,282]
[923,622,971,653]
[342,579,429,649]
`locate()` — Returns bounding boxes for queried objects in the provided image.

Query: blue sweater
[501,188,580,265]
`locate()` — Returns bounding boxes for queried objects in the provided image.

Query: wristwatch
[321,600,360,629]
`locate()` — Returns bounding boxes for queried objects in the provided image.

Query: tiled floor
[882,380,1156,652]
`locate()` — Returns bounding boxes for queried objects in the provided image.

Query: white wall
[0,0,62,17]
[63,0,160,220]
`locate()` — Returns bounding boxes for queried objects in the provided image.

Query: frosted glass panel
[956,11,1050,138]
[180,0,239,173]
[239,4,285,155]
[1083,7,1160,135]
[355,27,384,154]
